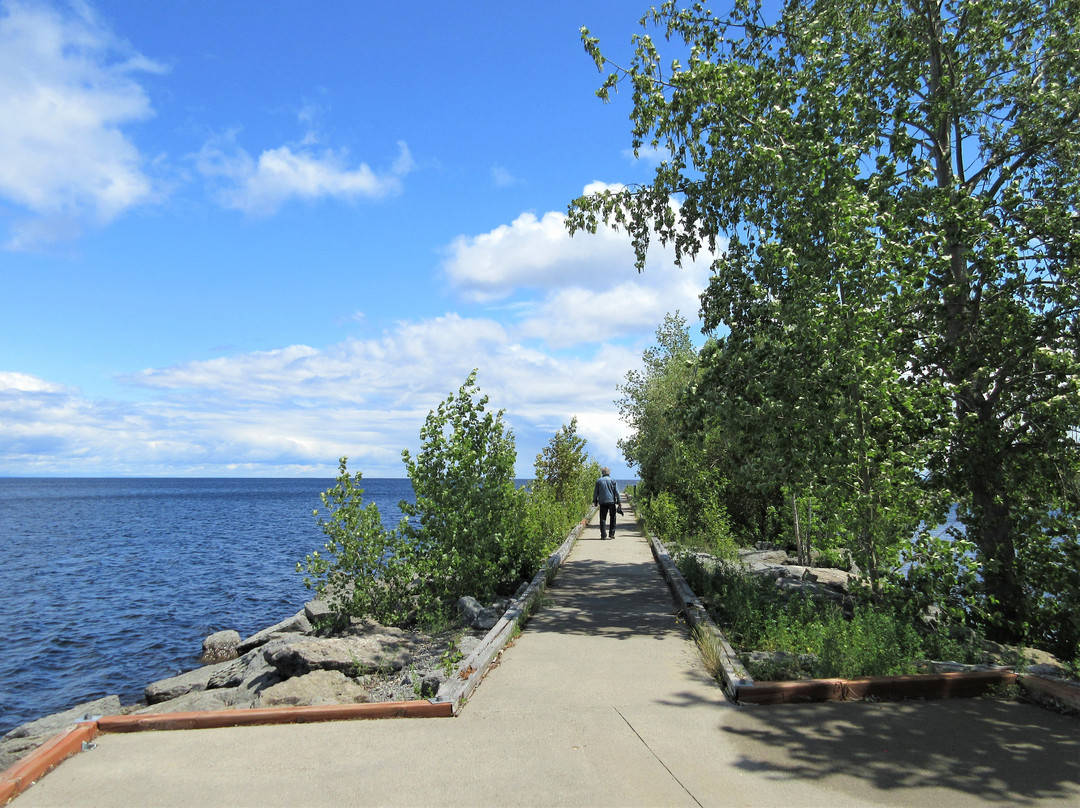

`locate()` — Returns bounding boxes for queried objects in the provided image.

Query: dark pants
[599,503,617,538]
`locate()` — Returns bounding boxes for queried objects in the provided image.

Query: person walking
[593,467,620,539]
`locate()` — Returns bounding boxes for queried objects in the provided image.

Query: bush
[400,370,525,614]
[297,458,416,626]
[298,379,601,630]
[677,554,995,680]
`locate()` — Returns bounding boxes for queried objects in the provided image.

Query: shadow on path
[721,689,1080,804]
[529,553,683,641]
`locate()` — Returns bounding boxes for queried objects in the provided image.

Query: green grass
[677,554,995,681]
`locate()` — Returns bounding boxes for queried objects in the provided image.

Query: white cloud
[516,270,707,349]
[443,208,633,301]
[0,0,164,248]
[490,165,521,188]
[442,184,715,348]
[0,190,712,478]
[196,134,414,215]
[0,311,641,477]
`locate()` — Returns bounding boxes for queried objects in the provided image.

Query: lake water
[0,477,416,736]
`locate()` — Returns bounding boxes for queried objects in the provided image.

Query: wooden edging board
[437,507,597,714]
[1018,673,1080,713]
[0,722,98,805]
[643,527,1075,709]
[645,530,752,700]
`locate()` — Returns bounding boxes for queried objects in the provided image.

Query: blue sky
[0,0,718,478]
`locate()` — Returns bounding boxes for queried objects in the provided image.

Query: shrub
[297,458,416,626]
[678,554,997,680]
[400,370,524,614]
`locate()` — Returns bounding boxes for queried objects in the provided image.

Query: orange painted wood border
[0,722,98,804]
[96,698,453,733]
[735,669,1019,704]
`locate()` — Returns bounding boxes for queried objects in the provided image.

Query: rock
[803,566,856,593]
[0,695,122,772]
[201,629,241,663]
[777,564,810,580]
[919,604,943,631]
[304,600,335,624]
[145,659,239,705]
[255,670,369,708]
[738,549,791,566]
[457,596,499,630]
[457,596,483,624]
[206,654,250,690]
[1021,647,1066,669]
[204,644,284,698]
[136,689,243,714]
[1026,663,1068,678]
[1,695,121,742]
[457,634,481,660]
[263,633,415,678]
[474,608,499,631]
[744,560,784,579]
[774,576,844,602]
[236,610,313,654]
[420,672,445,699]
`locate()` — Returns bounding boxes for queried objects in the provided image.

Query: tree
[618,313,737,555]
[525,420,601,557]
[534,417,590,503]
[400,370,525,610]
[617,312,699,498]
[570,0,1080,645]
[298,458,415,625]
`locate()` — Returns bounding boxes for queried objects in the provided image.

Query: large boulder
[206,645,283,697]
[262,632,415,678]
[803,566,857,593]
[135,689,244,714]
[304,600,336,625]
[774,576,845,603]
[737,548,792,567]
[145,659,238,705]
[236,610,313,655]
[255,670,369,708]
[201,629,241,663]
[457,596,499,631]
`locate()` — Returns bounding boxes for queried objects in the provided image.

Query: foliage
[570,0,1080,649]
[534,417,590,503]
[524,417,602,557]
[617,314,738,557]
[300,381,600,629]
[400,370,526,614]
[677,554,993,680]
[297,458,415,626]
[891,530,985,627]
[616,312,699,499]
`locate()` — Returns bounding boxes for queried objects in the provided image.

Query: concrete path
[13,506,1080,807]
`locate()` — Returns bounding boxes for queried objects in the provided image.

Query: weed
[691,624,726,681]
[439,637,464,678]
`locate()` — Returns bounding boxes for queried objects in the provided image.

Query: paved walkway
[13,506,1080,807]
